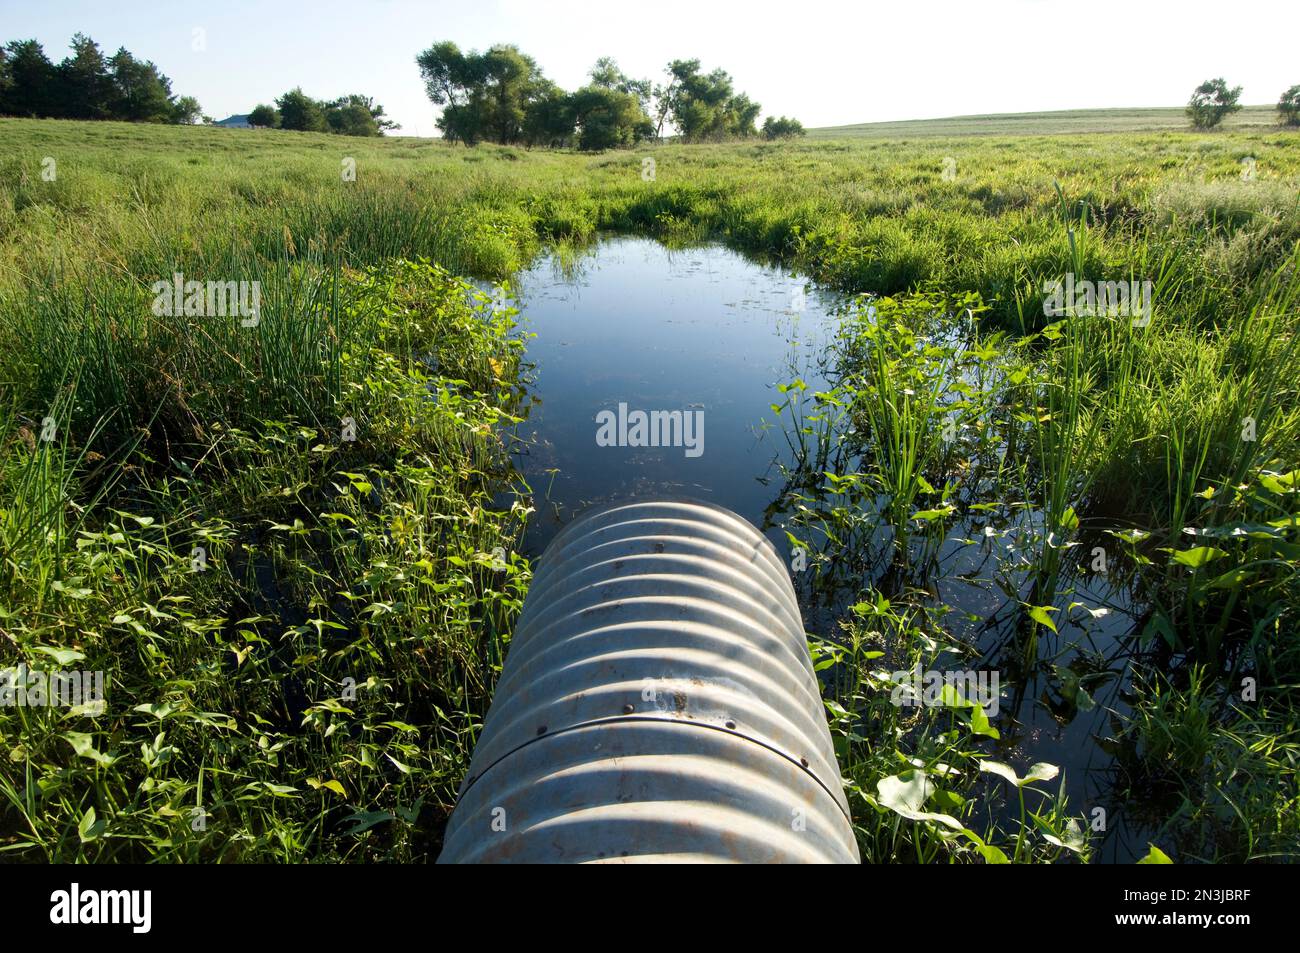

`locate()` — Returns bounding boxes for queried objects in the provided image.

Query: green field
[810,104,1285,138]
[1,116,1298,862]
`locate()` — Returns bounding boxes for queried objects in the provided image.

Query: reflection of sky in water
[508,237,837,557]
[505,236,1147,861]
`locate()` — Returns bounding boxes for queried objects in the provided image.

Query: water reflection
[507,236,837,558]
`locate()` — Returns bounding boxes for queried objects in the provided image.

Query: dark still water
[507,236,837,558]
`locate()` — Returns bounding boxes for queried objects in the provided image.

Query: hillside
[809,104,1287,138]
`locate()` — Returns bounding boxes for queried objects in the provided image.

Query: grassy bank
[808,104,1286,138]
[1,117,1297,861]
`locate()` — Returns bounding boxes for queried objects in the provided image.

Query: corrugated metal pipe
[438,499,860,863]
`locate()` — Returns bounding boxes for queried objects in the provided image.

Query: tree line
[1187,77,1300,129]
[0,32,396,136]
[0,33,201,124]
[247,90,399,136]
[416,42,805,149]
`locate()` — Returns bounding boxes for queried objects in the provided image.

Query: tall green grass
[1,116,1297,862]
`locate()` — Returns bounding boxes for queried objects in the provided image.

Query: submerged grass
[1,117,1297,862]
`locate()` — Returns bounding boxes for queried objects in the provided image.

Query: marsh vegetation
[0,117,1296,861]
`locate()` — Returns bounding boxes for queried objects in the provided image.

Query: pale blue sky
[3,0,1296,135]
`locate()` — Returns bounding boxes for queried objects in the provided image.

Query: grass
[1,115,1298,862]
[809,105,1287,138]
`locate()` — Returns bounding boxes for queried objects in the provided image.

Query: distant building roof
[214,114,253,128]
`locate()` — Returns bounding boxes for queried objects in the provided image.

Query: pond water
[508,237,837,554]
[506,236,1146,862]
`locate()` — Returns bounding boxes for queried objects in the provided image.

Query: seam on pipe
[457,713,855,826]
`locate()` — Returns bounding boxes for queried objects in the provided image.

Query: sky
[3,0,1297,136]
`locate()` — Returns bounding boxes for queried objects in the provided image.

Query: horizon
[1,0,1296,136]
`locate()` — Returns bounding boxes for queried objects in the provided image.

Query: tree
[762,115,805,139]
[326,98,377,136]
[569,85,653,150]
[522,82,575,148]
[438,101,487,145]
[172,95,202,124]
[255,91,394,136]
[416,41,554,145]
[322,94,397,136]
[108,48,178,122]
[1186,78,1242,130]
[659,59,760,141]
[589,56,622,91]
[354,95,399,134]
[651,72,677,139]
[726,92,761,138]
[0,34,197,123]
[416,41,758,147]
[248,103,280,128]
[2,40,58,117]
[1278,85,1300,127]
[477,45,548,144]
[57,33,112,119]
[589,56,652,111]
[276,87,328,132]
[416,41,475,110]
[417,41,488,144]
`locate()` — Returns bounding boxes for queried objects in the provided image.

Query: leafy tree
[662,59,720,140]
[660,59,760,141]
[1,40,58,117]
[0,34,196,123]
[256,91,395,136]
[589,56,652,111]
[322,94,398,136]
[651,72,676,139]
[438,102,487,145]
[108,48,179,122]
[588,56,623,91]
[477,45,548,144]
[522,82,575,148]
[326,99,376,136]
[57,33,112,119]
[1186,78,1242,130]
[276,87,328,132]
[417,41,757,147]
[416,41,554,145]
[726,92,761,138]
[761,115,805,139]
[417,41,488,144]
[172,95,202,124]
[353,95,399,134]
[1278,85,1300,127]
[569,85,653,150]
[248,103,280,128]
[416,42,476,108]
